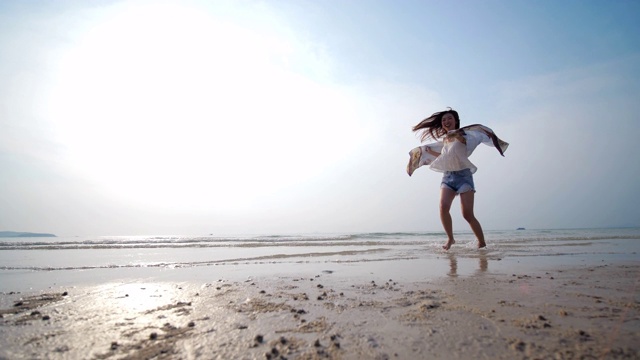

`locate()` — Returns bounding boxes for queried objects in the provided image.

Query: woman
[408,108,508,250]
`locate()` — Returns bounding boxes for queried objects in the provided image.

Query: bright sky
[1,0,639,236]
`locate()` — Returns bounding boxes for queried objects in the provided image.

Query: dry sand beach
[1,260,638,359]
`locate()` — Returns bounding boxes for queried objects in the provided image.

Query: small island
[0,231,56,238]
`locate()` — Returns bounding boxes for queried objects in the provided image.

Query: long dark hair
[412,108,460,142]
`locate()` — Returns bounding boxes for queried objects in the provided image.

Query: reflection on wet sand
[448,253,457,277]
[447,253,488,277]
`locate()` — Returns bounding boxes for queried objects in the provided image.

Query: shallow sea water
[1,228,638,292]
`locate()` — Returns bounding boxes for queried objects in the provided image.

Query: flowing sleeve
[406,142,443,176]
[462,124,509,156]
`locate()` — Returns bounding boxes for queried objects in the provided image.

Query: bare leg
[440,188,457,250]
[460,191,486,248]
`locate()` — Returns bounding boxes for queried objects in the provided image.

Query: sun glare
[45,2,363,211]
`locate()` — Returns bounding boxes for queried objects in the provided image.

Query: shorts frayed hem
[440,183,475,194]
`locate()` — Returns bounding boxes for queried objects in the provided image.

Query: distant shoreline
[0,231,56,238]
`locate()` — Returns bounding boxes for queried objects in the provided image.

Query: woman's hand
[425,147,440,156]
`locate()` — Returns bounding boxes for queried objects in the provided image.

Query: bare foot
[442,239,455,250]
[478,241,486,249]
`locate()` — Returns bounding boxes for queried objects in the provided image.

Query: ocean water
[1,228,638,292]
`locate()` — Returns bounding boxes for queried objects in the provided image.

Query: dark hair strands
[412,107,460,142]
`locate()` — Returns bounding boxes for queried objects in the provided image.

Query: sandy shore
[1,262,638,359]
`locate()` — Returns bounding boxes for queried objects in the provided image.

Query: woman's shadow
[447,252,488,277]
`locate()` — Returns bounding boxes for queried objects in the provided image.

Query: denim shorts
[441,168,475,194]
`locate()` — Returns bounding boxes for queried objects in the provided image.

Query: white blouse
[406,124,509,176]
[428,129,488,173]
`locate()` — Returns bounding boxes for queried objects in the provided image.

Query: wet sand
[1,262,638,359]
